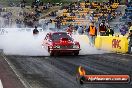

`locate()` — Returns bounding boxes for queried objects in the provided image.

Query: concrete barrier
[95,36,128,53]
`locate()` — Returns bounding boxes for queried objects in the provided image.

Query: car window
[51,33,73,41]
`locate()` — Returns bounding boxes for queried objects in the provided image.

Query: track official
[87,22,97,46]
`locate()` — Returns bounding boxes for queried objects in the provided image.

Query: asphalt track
[5,53,132,88]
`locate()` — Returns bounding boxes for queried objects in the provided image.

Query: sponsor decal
[112,39,121,49]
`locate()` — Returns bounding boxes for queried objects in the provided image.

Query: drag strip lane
[6,56,81,88]
[6,53,132,88]
[0,53,25,88]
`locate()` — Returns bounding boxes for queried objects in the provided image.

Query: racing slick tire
[48,47,54,56]
[74,51,79,56]
[49,51,54,56]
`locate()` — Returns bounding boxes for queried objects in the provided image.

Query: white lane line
[2,54,32,88]
[0,80,3,88]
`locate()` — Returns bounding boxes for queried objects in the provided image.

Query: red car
[42,32,81,56]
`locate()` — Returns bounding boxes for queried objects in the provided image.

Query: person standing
[89,14,94,22]
[119,24,128,36]
[127,30,132,54]
[66,25,73,34]
[106,26,114,36]
[129,23,132,33]
[99,21,107,36]
[77,26,84,35]
[87,22,97,46]
[33,26,39,35]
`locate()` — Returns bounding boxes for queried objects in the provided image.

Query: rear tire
[48,47,54,56]
[49,50,54,56]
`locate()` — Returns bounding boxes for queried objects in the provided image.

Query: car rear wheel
[48,47,54,56]
[49,50,54,56]
[74,51,79,56]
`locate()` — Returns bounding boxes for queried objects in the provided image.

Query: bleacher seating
[53,1,120,26]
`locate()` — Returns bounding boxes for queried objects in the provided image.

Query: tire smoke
[0,29,49,56]
[0,29,106,56]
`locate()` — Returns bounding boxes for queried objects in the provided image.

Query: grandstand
[0,0,128,7]
[0,0,128,28]
[56,1,120,26]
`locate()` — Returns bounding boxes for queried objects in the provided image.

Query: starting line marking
[0,80,3,88]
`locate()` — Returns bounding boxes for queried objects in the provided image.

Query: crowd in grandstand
[0,1,131,34]
[0,0,131,31]
[0,0,59,28]
[0,0,132,53]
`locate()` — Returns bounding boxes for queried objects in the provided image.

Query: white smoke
[0,28,50,56]
[0,28,106,56]
[73,35,107,55]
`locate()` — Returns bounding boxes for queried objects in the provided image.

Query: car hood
[52,40,75,46]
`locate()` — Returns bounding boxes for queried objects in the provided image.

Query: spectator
[33,26,39,35]
[70,12,75,16]
[89,14,94,22]
[85,25,89,33]
[127,30,132,54]
[100,14,106,20]
[28,21,33,27]
[77,26,84,35]
[99,21,107,36]
[86,12,90,20]
[66,25,73,34]
[107,13,111,21]
[87,22,97,46]
[56,19,61,29]
[74,25,79,31]
[106,26,114,36]
[19,12,23,16]
[10,19,13,27]
[119,24,128,36]
[129,23,132,32]
[16,19,22,28]
[20,2,25,8]
[82,14,85,18]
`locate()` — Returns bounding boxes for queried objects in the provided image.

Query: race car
[42,32,81,56]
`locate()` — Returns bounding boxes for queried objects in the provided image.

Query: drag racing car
[42,32,81,56]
